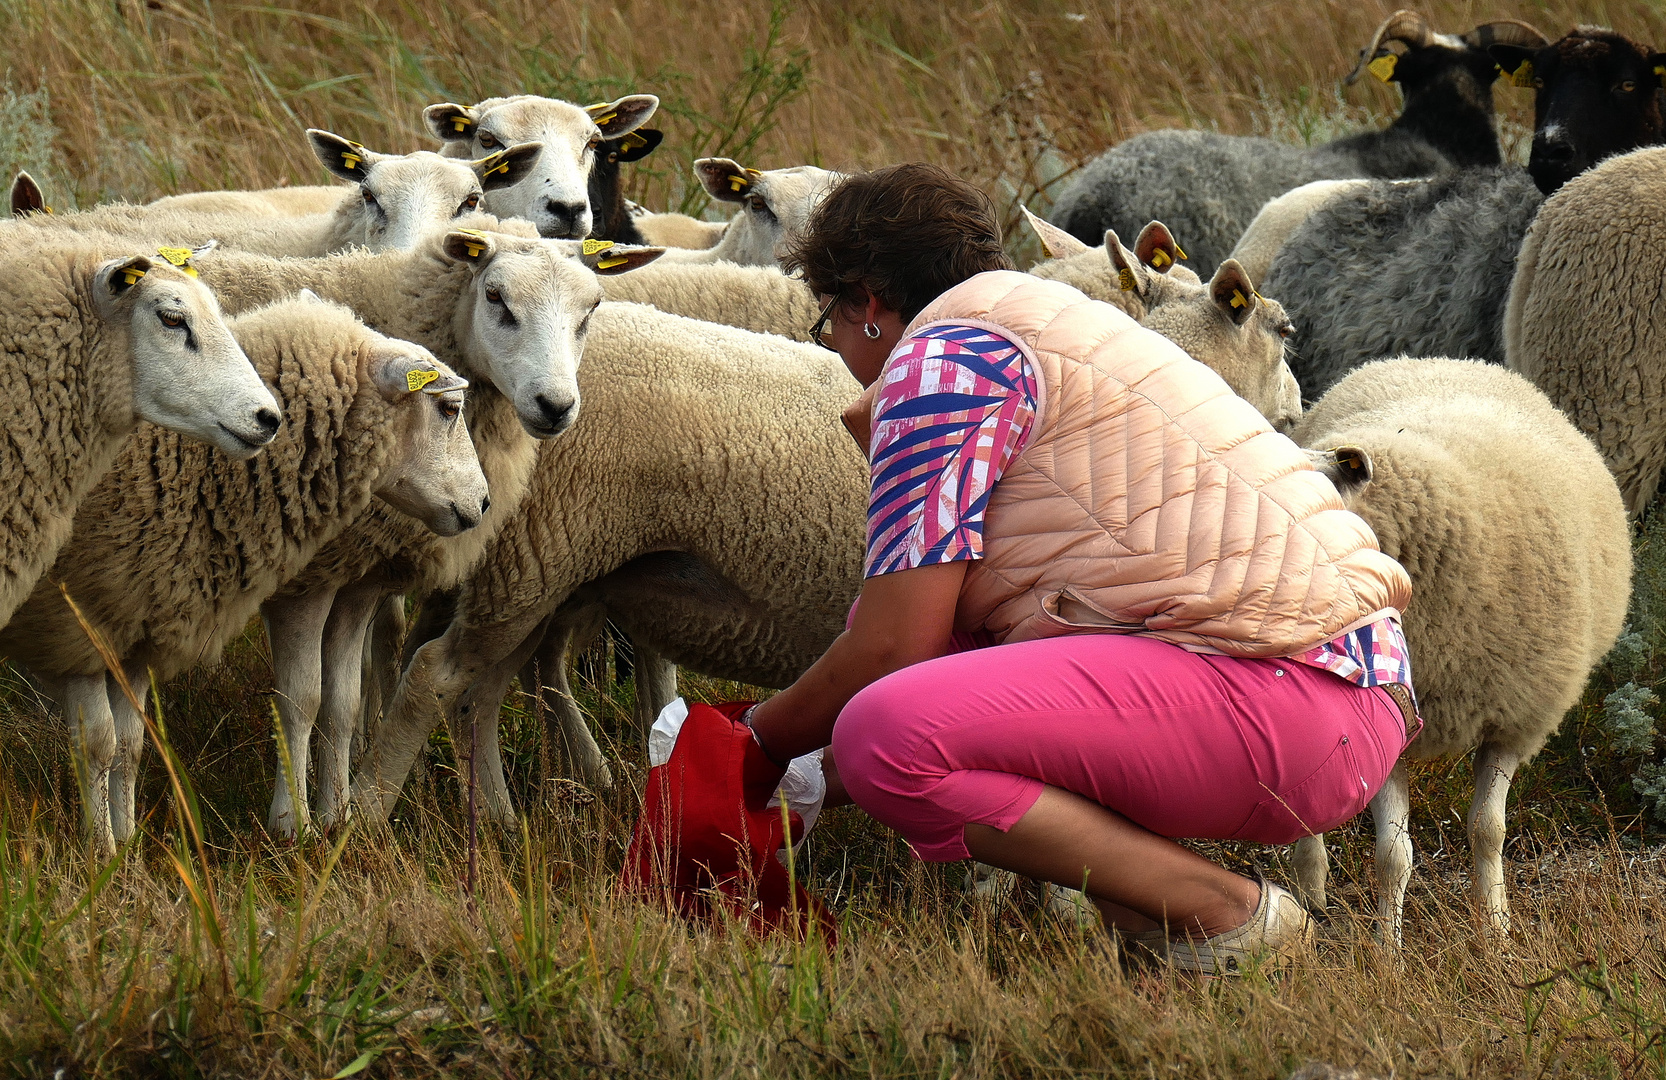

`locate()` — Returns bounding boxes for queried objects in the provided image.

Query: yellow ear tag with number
[406,368,440,392]
[156,246,199,278]
[581,238,614,255]
[1511,60,1535,88]
[1117,268,1136,291]
[121,266,147,286]
[596,255,629,269]
[1368,53,1398,82]
[1149,248,1171,269]
[622,131,649,150]
[1230,289,1250,309]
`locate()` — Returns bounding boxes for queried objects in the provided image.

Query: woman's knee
[830,673,928,807]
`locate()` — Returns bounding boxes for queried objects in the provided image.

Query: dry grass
[4,1,1666,1075]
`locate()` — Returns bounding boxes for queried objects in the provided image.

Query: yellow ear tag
[590,112,617,127]
[406,368,440,393]
[1117,267,1136,291]
[1368,53,1398,82]
[1149,248,1171,269]
[1174,243,1188,260]
[1656,64,1666,89]
[1511,60,1535,88]
[596,255,629,269]
[451,116,473,133]
[1230,289,1250,309]
[728,174,750,191]
[454,228,488,258]
[121,266,147,286]
[156,246,199,278]
[342,150,362,170]
[622,131,649,150]
[581,238,615,255]
[481,153,510,178]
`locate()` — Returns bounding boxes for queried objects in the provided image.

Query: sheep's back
[1295,358,1630,760]
[601,262,820,340]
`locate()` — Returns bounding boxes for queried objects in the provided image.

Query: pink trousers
[831,634,1408,861]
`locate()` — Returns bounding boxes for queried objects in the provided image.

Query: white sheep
[654,158,842,265]
[2,294,486,854]
[1226,179,1373,288]
[599,260,822,339]
[149,186,344,216]
[1504,146,1666,514]
[425,94,659,239]
[349,303,867,822]
[0,234,278,630]
[1291,357,1631,943]
[633,210,727,250]
[179,223,659,834]
[9,131,543,258]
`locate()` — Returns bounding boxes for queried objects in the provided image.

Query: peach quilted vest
[906,271,1410,657]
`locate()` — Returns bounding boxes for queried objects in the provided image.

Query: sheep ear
[1652,53,1666,91]
[95,255,154,312]
[473,142,543,191]
[613,128,663,163]
[11,171,48,217]
[1022,206,1089,259]
[1210,259,1260,327]
[569,239,663,275]
[1489,44,1540,87]
[585,94,659,139]
[296,288,325,304]
[1305,446,1374,498]
[1135,221,1187,274]
[696,157,759,204]
[309,129,377,183]
[1106,229,1154,300]
[440,228,498,268]
[188,239,218,260]
[424,102,477,142]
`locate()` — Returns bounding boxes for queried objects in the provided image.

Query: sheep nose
[480,494,491,516]
[1534,137,1576,165]
[533,393,577,433]
[541,200,586,238]
[253,407,281,440]
[451,502,481,531]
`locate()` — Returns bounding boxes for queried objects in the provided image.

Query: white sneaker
[1127,877,1312,975]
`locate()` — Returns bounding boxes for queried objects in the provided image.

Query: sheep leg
[1467,742,1520,937]
[262,587,338,838]
[60,674,117,858]
[630,644,679,745]
[351,608,548,826]
[313,581,385,831]
[109,664,151,843]
[518,609,613,789]
[358,592,407,757]
[1290,834,1330,913]
[1371,761,1412,948]
[450,626,546,824]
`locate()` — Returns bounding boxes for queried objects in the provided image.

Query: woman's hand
[748,560,968,762]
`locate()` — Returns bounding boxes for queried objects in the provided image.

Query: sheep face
[436,228,662,439]
[694,159,843,265]
[362,341,489,537]
[425,95,659,241]
[1491,27,1666,195]
[92,254,280,458]
[308,131,543,253]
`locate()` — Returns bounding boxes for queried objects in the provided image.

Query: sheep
[178,225,661,835]
[599,260,822,339]
[150,186,345,216]
[1290,357,1630,944]
[349,303,868,822]
[1505,147,1666,514]
[10,171,49,217]
[8,131,543,258]
[1225,179,1373,286]
[0,234,278,631]
[633,210,727,250]
[1264,26,1666,399]
[587,128,664,244]
[425,94,659,239]
[654,158,843,265]
[1046,12,1549,273]
[0,294,487,855]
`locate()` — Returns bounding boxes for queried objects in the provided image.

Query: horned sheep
[1263,25,1666,399]
[1047,12,1548,274]
[2,295,486,855]
[1292,358,1630,944]
[0,235,277,631]
[1505,146,1666,513]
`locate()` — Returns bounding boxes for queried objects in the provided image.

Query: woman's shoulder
[878,323,1036,410]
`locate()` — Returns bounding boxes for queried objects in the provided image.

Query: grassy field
[3,0,1666,1076]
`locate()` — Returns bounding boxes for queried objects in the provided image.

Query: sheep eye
[362,189,378,206]
[746,194,767,212]
[1277,322,1294,339]
[478,132,499,149]
[460,193,481,213]
[1620,80,1638,93]
[158,310,186,329]
[438,399,461,421]
[607,152,619,164]
[485,286,502,304]
[1533,78,1545,89]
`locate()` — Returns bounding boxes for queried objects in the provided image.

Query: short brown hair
[782,162,1012,322]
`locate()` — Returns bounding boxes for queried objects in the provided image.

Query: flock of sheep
[2,10,1663,949]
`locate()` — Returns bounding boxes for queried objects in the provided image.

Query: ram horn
[1344,9,1435,85]
[1461,19,1549,51]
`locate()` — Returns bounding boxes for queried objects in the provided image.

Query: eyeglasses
[808,292,839,351]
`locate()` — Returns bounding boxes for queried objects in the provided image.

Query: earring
[863,322,881,340]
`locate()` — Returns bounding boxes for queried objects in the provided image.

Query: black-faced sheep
[0,235,277,630]
[425,94,659,239]
[1292,358,1630,943]
[1046,12,1548,274]
[587,128,664,244]
[2,295,486,855]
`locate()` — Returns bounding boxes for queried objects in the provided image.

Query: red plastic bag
[622,701,835,942]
